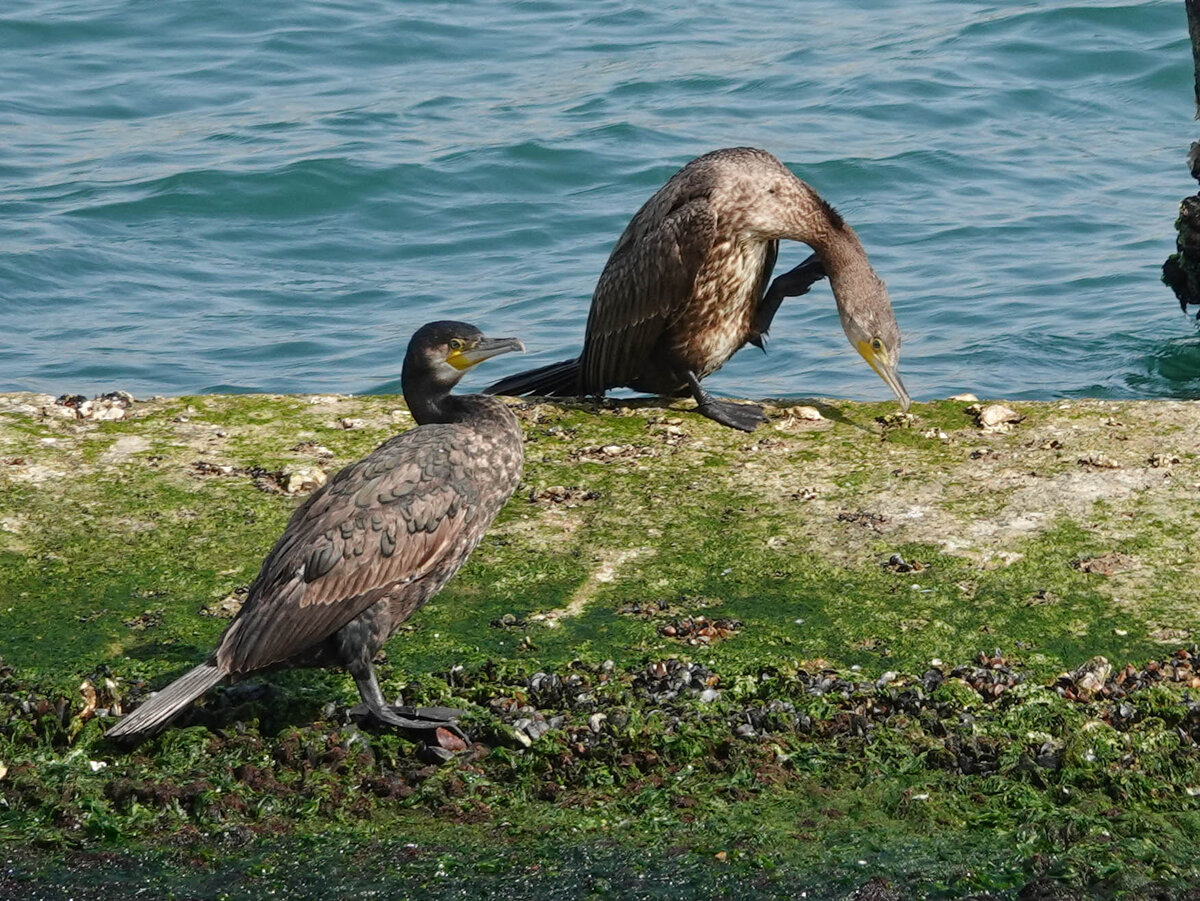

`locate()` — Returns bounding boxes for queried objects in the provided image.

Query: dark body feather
[219,404,521,676]
[485,147,907,431]
[108,323,524,742]
[579,150,781,396]
[486,148,830,401]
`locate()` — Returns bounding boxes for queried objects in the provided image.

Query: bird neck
[401,356,472,425]
[405,386,463,425]
[809,225,884,319]
[405,387,510,428]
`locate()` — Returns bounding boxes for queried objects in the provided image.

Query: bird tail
[105,661,226,742]
[483,358,580,397]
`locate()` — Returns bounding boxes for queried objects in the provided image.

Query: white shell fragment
[774,405,826,430]
[967,402,1023,433]
[789,405,824,421]
[1062,656,1112,700]
[281,465,328,495]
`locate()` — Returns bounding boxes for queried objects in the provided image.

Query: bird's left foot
[696,399,768,432]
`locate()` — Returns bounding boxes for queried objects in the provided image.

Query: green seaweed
[2,393,1200,898]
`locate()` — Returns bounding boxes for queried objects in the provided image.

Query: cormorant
[485,147,909,431]
[106,321,525,744]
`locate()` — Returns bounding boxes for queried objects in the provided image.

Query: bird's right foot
[350,702,470,758]
[696,399,768,432]
[750,253,828,348]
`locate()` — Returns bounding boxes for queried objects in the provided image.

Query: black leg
[683,369,767,432]
[748,253,827,350]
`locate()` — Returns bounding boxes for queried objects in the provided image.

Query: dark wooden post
[1188,0,1200,116]
[1161,2,1200,316]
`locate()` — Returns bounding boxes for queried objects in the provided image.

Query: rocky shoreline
[2,391,1199,899]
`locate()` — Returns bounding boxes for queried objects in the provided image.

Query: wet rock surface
[1163,142,1200,318]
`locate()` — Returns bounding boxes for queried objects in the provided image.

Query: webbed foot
[350,702,469,746]
[696,398,768,432]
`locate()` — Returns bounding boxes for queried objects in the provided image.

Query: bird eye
[448,338,464,352]
[871,337,884,352]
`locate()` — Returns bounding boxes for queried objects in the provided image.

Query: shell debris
[966,402,1023,433]
[281,465,328,495]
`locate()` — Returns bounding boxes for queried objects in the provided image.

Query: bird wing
[217,426,487,674]
[757,239,780,302]
[578,188,717,393]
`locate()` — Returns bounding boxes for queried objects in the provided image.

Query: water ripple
[0,0,1195,399]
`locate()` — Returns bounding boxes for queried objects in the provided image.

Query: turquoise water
[2,0,1199,403]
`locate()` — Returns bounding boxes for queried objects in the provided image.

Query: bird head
[403,321,525,398]
[835,276,910,411]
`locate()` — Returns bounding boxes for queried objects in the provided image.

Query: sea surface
[2,0,1199,404]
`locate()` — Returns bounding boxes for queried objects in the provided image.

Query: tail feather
[483,358,580,397]
[105,661,226,742]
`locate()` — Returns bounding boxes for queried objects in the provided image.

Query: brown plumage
[486,147,909,431]
[106,321,524,744]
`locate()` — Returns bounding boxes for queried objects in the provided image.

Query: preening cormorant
[485,147,909,431]
[106,322,525,744]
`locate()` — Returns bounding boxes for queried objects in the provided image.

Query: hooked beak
[856,341,911,411]
[448,336,525,370]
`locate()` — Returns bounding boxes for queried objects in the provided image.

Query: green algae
[2,392,1200,898]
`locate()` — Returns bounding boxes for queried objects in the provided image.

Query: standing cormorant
[485,147,909,431]
[106,322,525,744]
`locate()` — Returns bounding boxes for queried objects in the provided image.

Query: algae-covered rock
[3,392,1200,895]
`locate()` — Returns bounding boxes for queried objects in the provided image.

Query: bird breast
[666,239,768,378]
